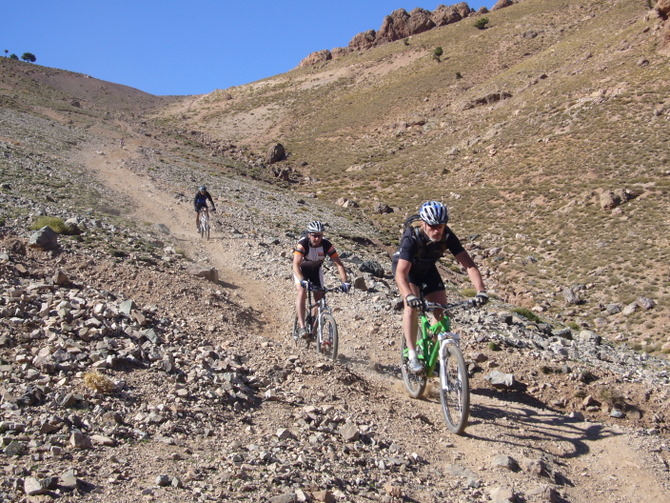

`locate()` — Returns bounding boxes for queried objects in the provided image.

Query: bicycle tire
[316,313,338,361]
[400,334,426,398]
[205,220,210,240]
[439,343,470,434]
[292,315,300,344]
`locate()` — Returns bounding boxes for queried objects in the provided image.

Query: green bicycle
[400,295,474,434]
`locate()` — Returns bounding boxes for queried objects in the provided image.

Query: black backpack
[399,214,449,260]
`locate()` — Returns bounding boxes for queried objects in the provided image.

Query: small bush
[474,17,490,30]
[455,72,463,79]
[83,372,116,394]
[512,307,541,323]
[567,321,580,330]
[488,341,500,351]
[30,216,69,234]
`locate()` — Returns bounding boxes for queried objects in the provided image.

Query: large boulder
[432,3,471,26]
[29,227,58,251]
[266,143,286,164]
[492,0,515,11]
[298,49,332,68]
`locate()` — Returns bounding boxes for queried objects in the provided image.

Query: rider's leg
[295,284,307,329]
[312,291,324,321]
[425,289,448,323]
[402,283,421,352]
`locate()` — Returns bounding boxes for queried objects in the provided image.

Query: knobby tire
[316,313,338,361]
[400,334,427,398]
[439,344,470,434]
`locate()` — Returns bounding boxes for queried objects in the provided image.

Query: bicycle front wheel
[439,343,470,434]
[400,335,426,399]
[205,221,210,240]
[316,313,338,361]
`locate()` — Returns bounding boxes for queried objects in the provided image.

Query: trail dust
[76,139,670,503]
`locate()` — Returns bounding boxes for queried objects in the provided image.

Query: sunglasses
[309,233,324,238]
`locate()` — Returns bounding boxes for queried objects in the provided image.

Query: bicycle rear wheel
[439,343,470,434]
[400,335,426,398]
[316,313,338,361]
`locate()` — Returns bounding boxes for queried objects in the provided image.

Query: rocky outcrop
[432,2,472,26]
[492,0,516,10]
[304,2,522,61]
[298,49,332,68]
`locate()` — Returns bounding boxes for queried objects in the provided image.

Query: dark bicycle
[292,281,344,361]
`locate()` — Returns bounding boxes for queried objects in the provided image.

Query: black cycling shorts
[392,255,445,295]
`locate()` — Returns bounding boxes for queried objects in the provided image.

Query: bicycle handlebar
[423,299,475,312]
[303,281,344,294]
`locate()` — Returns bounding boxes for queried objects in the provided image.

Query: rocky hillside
[158,0,670,354]
[1,1,670,502]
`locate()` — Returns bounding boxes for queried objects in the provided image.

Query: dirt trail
[79,141,670,503]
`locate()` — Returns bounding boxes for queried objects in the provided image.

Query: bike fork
[438,332,460,390]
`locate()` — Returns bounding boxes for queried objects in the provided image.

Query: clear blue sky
[6,1,497,96]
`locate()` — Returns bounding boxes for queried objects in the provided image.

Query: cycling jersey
[194,190,215,211]
[293,236,339,287]
[392,225,464,294]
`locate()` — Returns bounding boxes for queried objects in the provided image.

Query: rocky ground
[2,108,670,503]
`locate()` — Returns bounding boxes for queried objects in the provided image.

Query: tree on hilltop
[21,52,37,63]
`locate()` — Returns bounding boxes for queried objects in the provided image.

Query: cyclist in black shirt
[194,186,216,231]
[393,201,488,373]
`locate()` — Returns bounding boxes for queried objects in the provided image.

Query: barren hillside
[1,1,670,502]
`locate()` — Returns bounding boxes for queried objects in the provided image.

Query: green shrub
[474,17,489,30]
[455,72,463,79]
[30,216,70,234]
[567,321,580,330]
[512,307,541,323]
[488,341,500,351]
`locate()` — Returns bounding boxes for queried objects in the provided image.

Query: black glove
[405,294,422,308]
[340,282,351,293]
[474,292,489,307]
[300,280,310,290]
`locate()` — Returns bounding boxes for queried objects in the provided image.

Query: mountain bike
[198,208,210,240]
[400,295,474,434]
[292,281,343,361]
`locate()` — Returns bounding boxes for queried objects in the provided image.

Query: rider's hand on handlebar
[405,294,423,308]
[300,280,310,289]
[473,291,489,307]
[340,282,351,293]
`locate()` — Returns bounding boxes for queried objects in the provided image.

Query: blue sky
[7,1,497,96]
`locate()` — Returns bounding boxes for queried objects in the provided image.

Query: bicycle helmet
[419,201,448,225]
[199,186,206,191]
[306,220,325,233]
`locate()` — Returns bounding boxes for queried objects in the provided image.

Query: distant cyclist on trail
[393,201,488,373]
[293,220,350,339]
[194,186,216,231]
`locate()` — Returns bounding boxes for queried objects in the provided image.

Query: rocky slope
[2,1,670,500]
[1,64,670,502]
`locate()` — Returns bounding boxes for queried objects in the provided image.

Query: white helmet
[306,220,325,233]
[419,201,448,225]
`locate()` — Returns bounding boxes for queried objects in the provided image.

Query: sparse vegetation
[512,307,541,323]
[30,216,69,234]
[83,372,116,394]
[474,17,490,30]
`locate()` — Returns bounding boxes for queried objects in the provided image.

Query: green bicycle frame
[416,314,451,377]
